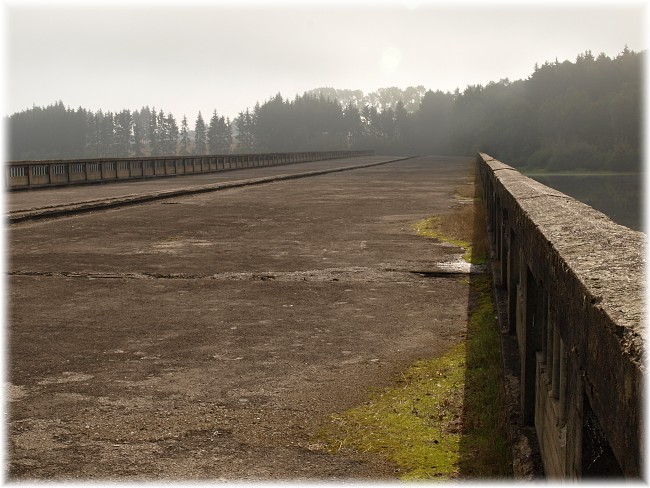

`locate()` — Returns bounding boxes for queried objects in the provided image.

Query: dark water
[527,174,643,232]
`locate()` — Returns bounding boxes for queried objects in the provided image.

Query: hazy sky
[2,1,647,121]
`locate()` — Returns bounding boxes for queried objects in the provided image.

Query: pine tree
[157,110,167,155]
[216,116,232,153]
[194,111,207,155]
[179,115,190,155]
[251,102,261,151]
[135,106,151,154]
[114,109,133,157]
[100,111,115,157]
[207,110,220,154]
[85,111,101,157]
[132,121,144,157]
[165,113,179,156]
[235,109,256,152]
[149,107,159,156]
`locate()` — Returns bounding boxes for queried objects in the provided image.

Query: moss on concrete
[414,215,478,264]
[414,175,488,265]
[318,343,466,480]
[316,170,510,479]
[316,275,511,480]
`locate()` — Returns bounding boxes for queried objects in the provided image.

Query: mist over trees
[5,48,642,172]
[450,47,642,171]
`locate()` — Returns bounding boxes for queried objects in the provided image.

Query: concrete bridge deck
[8,155,477,480]
[7,155,403,219]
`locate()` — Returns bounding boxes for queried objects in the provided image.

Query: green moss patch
[414,211,487,265]
[316,276,511,480]
[414,216,476,264]
[318,344,466,480]
[414,174,489,265]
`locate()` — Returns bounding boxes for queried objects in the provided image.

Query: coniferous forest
[5,48,642,172]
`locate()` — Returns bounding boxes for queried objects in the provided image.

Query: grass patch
[459,276,511,478]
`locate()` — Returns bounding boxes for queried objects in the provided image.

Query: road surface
[8,155,475,480]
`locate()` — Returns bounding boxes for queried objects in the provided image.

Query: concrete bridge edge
[477,151,644,480]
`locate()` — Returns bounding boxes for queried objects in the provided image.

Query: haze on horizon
[3,1,647,122]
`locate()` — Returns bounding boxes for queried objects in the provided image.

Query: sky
[2,0,647,122]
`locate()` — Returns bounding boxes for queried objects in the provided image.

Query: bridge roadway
[7,155,401,218]
[8,155,476,480]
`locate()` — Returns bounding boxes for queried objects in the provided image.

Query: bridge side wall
[5,150,373,190]
[477,153,644,479]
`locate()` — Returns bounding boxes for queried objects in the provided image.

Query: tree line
[6,47,642,172]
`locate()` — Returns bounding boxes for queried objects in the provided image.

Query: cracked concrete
[9,261,484,282]
[8,155,476,481]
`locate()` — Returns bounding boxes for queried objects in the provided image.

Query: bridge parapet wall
[477,153,644,479]
[4,150,373,190]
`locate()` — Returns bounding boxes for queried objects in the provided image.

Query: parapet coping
[479,153,645,368]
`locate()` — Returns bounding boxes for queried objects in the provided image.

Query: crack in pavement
[8,264,485,283]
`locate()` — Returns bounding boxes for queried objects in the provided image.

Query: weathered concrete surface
[8,160,409,224]
[479,153,645,479]
[7,156,401,215]
[8,155,475,480]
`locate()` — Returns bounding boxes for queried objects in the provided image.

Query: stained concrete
[8,155,477,480]
[479,153,644,478]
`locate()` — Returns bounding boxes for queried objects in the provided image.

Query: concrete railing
[478,153,644,479]
[4,150,373,190]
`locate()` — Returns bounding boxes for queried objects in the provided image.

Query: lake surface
[527,174,643,232]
